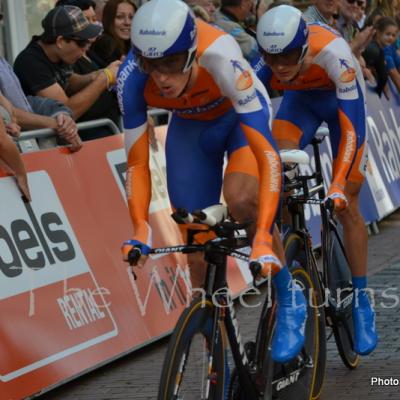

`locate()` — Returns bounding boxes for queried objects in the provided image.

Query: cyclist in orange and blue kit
[256,5,377,355]
[119,0,307,363]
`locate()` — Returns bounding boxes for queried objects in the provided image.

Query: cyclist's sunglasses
[346,0,365,6]
[136,52,188,74]
[262,47,304,67]
[64,36,91,48]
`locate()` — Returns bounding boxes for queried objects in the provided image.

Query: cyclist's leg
[329,120,377,355]
[165,111,236,289]
[225,111,307,363]
[327,118,368,277]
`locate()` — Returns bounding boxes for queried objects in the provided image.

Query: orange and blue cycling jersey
[258,23,367,189]
[117,19,281,257]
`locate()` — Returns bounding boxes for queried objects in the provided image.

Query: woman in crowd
[363,16,400,96]
[90,0,136,67]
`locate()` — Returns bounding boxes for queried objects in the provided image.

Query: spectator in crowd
[364,17,400,95]
[247,0,269,31]
[185,0,216,21]
[55,0,121,140]
[365,5,384,27]
[336,0,360,42]
[56,0,98,22]
[0,118,31,201]
[191,5,212,21]
[355,0,367,28]
[0,57,81,150]
[93,0,108,22]
[362,18,390,96]
[359,53,378,89]
[302,0,339,26]
[369,0,400,21]
[0,93,20,137]
[267,0,293,9]
[13,6,121,131]
[213,0,259,62]
[336,0,374,57]
[90,0,136,68]
[0,90,82,150]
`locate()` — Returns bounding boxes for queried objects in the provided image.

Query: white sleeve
[199,34,272,119]
[314,37,365,101]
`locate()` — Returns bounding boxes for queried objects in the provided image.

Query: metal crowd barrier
[15,110,169,153]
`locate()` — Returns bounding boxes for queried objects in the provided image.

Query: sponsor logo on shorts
[264,150,281,192]
[343,130,356,163]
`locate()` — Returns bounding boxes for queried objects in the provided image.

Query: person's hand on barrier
[68,135,83,153]
[326,183,348,212]
[15,173,31,202]
[6,121,21,137]
[55,113,82,152]
[55,113,77,139]
[122,240,151,276]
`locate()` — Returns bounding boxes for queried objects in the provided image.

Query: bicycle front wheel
[158,297,226,400]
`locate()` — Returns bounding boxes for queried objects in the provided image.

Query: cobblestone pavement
[38,212,400,400]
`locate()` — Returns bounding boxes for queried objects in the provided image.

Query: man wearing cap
[14,5,121,121]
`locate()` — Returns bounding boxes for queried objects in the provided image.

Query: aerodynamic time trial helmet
[131,0,197,74]
[257,5,309,65]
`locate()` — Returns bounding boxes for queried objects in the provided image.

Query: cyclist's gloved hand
[122,239,151,267]
[250,239,282,279]
[326,182,348,212]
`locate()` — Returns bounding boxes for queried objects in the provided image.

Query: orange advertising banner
[0,130,251,400]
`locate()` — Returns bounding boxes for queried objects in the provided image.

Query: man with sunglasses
[336,0,374,57]
[303,0,339,26]
[257,5,377,355]
[14,6,121,121]
[120,0,308,364]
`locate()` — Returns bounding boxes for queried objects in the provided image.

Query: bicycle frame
[150,232,261,398]
[285,136,354,317]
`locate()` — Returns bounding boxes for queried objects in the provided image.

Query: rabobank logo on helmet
[139,29,166,36]
[257,5,308,56]
[131,0,197,71]
[263,31,285,36]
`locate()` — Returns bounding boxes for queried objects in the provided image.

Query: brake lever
[249,261,262,288]
[127,248,142,280]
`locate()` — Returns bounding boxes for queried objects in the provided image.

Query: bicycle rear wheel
[285,233,326,400]
[326,225,359,370]
[158,297,226,400]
